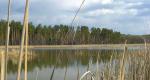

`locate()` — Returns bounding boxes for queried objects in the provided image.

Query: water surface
[7,49,137,80]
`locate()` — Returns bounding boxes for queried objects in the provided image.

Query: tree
[0,20,141,45]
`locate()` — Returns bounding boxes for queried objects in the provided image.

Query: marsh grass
[79,42,150,80]
[95,49,149,80]
[0,49,35,64]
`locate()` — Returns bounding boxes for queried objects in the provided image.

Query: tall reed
[24,3,29,80]
[96,53,100,80]
[16,0,29,80]
[1,51,5,80]
[118,40,127,80]
[4,0,11,79]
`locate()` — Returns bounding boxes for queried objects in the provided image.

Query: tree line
[0,20,149,45]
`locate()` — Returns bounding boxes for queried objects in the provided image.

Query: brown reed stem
[1,51,5,80]
[118,40,127,80]
[4,0,11,79]
[16,0,29,80]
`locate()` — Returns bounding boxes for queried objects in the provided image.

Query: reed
[96,53,100,80]
[118,40,127,80]
[24,2,29,80]
[86,43,149,80]
[0,49,35,61]
[17,0,29,79]
[107,54,113,80]
[1,51,5,80]
[4,0,11,79]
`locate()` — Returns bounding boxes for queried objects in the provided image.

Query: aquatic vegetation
[1,48,149,80]
[0,49,36,63]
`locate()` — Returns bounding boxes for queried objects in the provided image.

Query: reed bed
[80,46,150,80]
[1,46,149,80]
[0,49,36,64]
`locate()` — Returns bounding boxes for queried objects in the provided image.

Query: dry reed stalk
[96,53,100,80]
[142,38,148,79]
[118,40,127,80]
[4,0,11,79]
[107,54,113,80]
[17,0,29,80]
[143,39,149,80]
[144,39,147,54]
[127,53,133,80]
[86,62,90,80]
[24,4,29,80]
[1,51,5,80]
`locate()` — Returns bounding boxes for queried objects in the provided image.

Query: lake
[6,48,150,80]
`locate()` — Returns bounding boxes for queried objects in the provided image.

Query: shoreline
[0,44,149,49]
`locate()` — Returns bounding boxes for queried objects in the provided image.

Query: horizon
[0,0,150,35]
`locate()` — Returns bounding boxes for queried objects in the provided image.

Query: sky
[0,0,150,35]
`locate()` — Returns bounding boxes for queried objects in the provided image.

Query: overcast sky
[0,0,150,35]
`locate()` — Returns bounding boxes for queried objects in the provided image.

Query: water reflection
[7,49,123,80]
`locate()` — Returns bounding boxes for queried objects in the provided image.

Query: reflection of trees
[7,49,121,73]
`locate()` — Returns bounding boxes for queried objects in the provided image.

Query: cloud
[0,0,150,35]
[86,9,114,16]
[100,0,113,4]
[84,8,138,17]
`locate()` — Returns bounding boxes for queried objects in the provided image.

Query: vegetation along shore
[0,20,150,45]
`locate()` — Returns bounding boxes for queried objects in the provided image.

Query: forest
[0,20,149,45]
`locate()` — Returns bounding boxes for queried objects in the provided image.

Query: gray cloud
[0,0,150,35]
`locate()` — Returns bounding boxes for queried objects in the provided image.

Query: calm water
[7,49,133,80]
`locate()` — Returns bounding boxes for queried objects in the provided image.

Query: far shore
[0,44,149,50]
